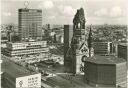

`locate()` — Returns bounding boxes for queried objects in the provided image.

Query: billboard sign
[16,73,41,88]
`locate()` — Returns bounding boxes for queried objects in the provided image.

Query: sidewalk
[58,74,86,87]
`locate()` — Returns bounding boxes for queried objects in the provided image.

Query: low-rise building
[93,41,114,56]
[117,43,127,61]
[1,39,8,48]
[84,55,127,87]
[4,41,49,57]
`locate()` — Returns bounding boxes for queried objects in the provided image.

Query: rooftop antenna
[24,1,29,9]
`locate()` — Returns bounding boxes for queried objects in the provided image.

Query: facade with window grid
[84,55,127,87]
[118,43,127,61]
[4,41,49,57]
[18,9,42,40]
[93,42,113,56]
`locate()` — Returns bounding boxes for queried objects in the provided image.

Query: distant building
[18,9,42,41]
[59,35,64,43]
[54,34,64,43]
[93,41,114,56]
[52,27,64,43]
[84,55,127,87]
[50,24,63,29]
[118,43,127,61]
[4,41,49,57]
[1,30,7,39]
[1,40,8,48]
[53,32,64,43]
[1,40,8,55]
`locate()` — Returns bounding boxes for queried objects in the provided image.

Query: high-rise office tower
[18,9,42,40]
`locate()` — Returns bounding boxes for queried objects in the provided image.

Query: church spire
[87,25,93,57]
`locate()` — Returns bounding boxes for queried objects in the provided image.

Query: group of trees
[11,34,21,42]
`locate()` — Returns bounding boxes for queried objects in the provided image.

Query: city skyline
[1,1,127,88]
[1,0,127,25]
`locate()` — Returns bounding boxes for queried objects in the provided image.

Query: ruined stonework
[65,8,94,74]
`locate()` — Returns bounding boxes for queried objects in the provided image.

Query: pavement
[37,62,95,88]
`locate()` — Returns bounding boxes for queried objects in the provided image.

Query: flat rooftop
[85,55,126,65]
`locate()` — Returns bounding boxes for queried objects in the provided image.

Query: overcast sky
[1,0,127,25]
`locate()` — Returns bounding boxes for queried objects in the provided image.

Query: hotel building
[18,9,42,40]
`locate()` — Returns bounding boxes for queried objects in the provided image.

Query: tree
[11,35,21,42]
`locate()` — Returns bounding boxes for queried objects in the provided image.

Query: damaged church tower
[64,8,94,74]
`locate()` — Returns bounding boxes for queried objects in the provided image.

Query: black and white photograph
[0,0,127,88]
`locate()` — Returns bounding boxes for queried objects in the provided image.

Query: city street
[2,54,124,88]
[1,54,91,88]
[37,62,118,88]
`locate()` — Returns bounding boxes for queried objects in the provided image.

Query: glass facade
[18,9,42,40]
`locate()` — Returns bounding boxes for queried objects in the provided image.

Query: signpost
[16,73,41,88]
